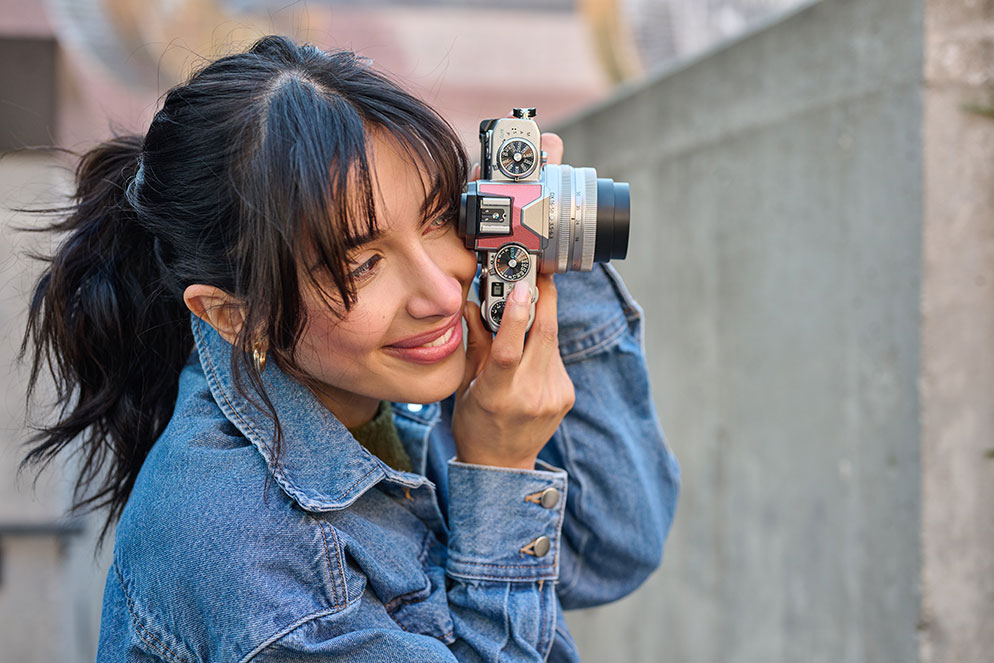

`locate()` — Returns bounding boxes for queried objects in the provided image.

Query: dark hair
[19,35,468,540]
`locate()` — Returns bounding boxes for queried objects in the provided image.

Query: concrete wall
[558,0,942,660]
[921,1,994,662]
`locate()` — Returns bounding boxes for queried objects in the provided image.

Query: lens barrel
[594,178,630,263]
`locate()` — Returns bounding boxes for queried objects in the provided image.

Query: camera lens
[594,178,630,263]
[540,165,631,274]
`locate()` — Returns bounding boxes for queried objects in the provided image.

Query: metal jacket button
[525,486,561,508]
[521,535,551,557]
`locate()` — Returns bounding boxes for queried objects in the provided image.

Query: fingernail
[511,281,529,305]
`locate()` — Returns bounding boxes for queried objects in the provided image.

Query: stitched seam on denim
[331,526,352,604]
[555,419,588,599]
[390,416,430,477]
[449,462,567,479]
[552,472,566,575]
[385,531,457,640]
[382,557,453,643]
[560,314,628,364]
[417,527,433,566]
[313,519,345,609]
[448,570,558,582]
[537,583,555,659]
[335,466,383,502]
[384,529,433,615]
[447,558,556,569]
[382,528,438,617]
[536,584,547,657]
[239,607,350,663]
[602,263,643,319]
[383,581,430,615]
[417,411,437,477]
[498,582,512,655]
[554,621,579,656]
[113,563,189,663]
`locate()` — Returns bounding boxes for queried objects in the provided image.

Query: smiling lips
[382,313,463,364]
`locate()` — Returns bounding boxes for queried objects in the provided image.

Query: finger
[521,274,560,370]
[460,301,491,392]
[469,162,480,182]
[479,281,531,390]
[542,133,564,166]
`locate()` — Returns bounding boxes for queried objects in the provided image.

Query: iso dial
[493,244,531,281]
[497,138,537,178]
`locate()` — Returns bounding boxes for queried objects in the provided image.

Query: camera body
[458,107,630,332]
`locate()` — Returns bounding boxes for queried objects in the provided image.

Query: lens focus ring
[541,164,605,274]
[555,166,571,273]
[577,167,597,271]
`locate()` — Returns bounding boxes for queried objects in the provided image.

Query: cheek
[297,305,391,373]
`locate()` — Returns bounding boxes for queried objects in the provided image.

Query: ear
[183,284,247,346]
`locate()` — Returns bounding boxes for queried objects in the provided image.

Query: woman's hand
[452,132,573,470]
[453,275,575,469]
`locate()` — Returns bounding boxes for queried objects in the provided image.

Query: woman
[22,36,679,662]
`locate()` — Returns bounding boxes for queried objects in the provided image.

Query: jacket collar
[191,315,432,511]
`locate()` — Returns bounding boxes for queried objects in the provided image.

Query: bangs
[233,54,468,365]
[234,63,468,355]
[387,128,468,228]
[294,80,468,309]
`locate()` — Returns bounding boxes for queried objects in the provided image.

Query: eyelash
[426,214,454,232]
[348,215,454,281]
[350,255,380,281]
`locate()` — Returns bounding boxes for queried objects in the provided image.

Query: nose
[404,250,465,320]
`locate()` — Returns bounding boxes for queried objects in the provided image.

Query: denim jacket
[96,265,680,662]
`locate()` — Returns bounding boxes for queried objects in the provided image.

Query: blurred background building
[4,0,994,662]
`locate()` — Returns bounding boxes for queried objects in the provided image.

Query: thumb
[460,300,491,393]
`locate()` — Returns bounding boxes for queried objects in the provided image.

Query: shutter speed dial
[497,138,537,179]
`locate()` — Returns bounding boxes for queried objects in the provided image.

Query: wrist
[453,451,538,471]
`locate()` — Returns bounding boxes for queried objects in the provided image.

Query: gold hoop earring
[252,346,267,373]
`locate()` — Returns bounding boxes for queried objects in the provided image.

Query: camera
[458,107,630,332]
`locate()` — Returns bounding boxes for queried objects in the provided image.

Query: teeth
[422,326,454,348]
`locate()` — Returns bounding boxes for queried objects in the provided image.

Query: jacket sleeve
[250,462,570,663]
[540,264,680,609]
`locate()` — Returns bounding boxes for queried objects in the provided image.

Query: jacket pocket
[324,489,456,644]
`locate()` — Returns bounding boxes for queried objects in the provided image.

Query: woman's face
[295,133,478,427]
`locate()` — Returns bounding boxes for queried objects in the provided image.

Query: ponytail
[20,135,192,542]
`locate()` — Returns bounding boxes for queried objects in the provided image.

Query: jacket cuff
[445,459,567,582]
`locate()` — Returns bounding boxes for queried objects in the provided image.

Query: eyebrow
[305,228,383,274]
[343,228,383,251]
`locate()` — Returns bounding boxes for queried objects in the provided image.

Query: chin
[394,350,466,405]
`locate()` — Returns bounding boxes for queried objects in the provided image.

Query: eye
[350,254,381,281]
[424,213,455,234]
